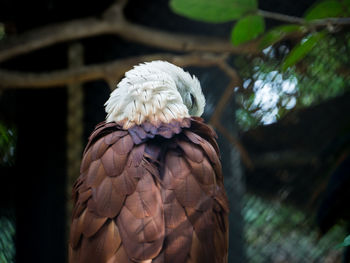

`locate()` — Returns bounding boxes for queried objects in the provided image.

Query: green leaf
[282,32,325,71]
[335,235,350,248]
[343,236,350,246]
[0,124,9,143]
[304,0,345,20]
[341,235,350,246]
[170,0,258,23]
[259,25,304,49]
[231,15,265,45]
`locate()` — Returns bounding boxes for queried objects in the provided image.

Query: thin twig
[258,9,350,27]
[212,121,254,170]
[208,63,254,170]
[311,17,350,26]
[258,10,305,24]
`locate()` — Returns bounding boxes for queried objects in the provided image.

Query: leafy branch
[171,0,350,70]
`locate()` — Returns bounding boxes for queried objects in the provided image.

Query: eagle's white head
[105,60,205,128]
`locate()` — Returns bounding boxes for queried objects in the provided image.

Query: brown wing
[69,119,229,263]
[69,127,165,263]
[151,119,229,263]
[153,128,228,263]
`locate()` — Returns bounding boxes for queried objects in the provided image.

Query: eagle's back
[69,117,229,263]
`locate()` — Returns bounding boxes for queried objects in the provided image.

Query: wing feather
[177,140,204,163]
[113,134,134,155]
[189,117,220,155]
[70,210,86,248]
[91,138,109,160]
[79,220,121,263]
[73,189,92,218]
[81,209,108,238]
[174,172,207,208]
[80,149,93,173]
[161,190,193,263]
[104,130,128,145]
[116,172,164,260]
[169,133,228,263]
[162,151,191,189]
[92,176,126,218]
[84,159,105,188]
[184,130,222,178]
[107,245,132,263]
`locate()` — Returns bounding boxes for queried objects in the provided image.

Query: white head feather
[105,61,205,128]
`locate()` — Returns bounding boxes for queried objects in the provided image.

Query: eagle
[69,61,229,263]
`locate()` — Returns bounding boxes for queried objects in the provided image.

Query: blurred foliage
[259,25,304,50]
[337,235,350,248]
[0,122,17,166]
[281,31,325,71]
[0,212,15,263]
[243,194,346,262]
[235,31,350,129]
[0,121,16,262]
[170,0,350,129]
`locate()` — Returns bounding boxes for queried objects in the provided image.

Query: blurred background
[0,0,349,262]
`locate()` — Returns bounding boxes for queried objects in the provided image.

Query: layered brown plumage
[69,117,229,263]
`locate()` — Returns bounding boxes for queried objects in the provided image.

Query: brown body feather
[69,117,229,263]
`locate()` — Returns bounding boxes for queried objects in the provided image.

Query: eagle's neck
[105,76,189,129]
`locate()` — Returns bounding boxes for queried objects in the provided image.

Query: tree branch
[0,1,261,64]
[212,121,254,170]
[258,10,305,24]
[0,18,113,64]
[0,52,227,88]
[258,9,350,27]
[1,0,349,65]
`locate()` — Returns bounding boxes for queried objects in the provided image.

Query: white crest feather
[105,60,205,128]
